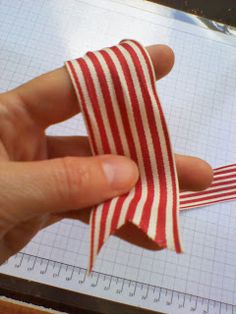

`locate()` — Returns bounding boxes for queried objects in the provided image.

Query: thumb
[0,156,138,220]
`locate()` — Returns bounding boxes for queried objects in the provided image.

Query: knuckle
[55,157,91,206]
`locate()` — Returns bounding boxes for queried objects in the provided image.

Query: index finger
[8,44,175,128]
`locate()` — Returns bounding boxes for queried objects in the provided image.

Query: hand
[0,44,213,263]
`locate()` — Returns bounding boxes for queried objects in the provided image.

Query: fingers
[10,67,78,128]
[147,45,174,80]
[175,154,213,191]
[47,136,213,191]
[0,216,48,262]
[48,211,162,251]
[0,156,138,220]
[47,136,92,158]
[10,45,175,128]
[113,154,214,250]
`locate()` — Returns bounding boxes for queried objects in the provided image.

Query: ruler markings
[1,252,236,313]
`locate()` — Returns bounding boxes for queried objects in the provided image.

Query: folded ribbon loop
[66,40,182,270]
[66,40,236,271]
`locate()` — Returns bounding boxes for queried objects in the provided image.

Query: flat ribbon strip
[65,40,236,271]
[180,164,236,210]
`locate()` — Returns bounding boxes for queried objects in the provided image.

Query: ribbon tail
[66,39,183,272]
[180,164,236,210]
[66,40,236,273]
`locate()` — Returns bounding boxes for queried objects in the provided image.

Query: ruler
[0,252,235,314]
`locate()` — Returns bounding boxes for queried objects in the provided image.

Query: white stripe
[88,212,93,270]
[72,59,106,267]
[94,51,130,156]
[83,55,116,154]
[180,182,236,198]
[122,43,162,238]
[103,47,147,229]
[71,60,103,154]
[65,61,82,106]
[211,178,236,187]
[136,42,178,250]
[83,55,123,245]
[93,50,132,241]
[91,205,103,268]
[214,165,236,173]
[209,182,236,189]
[211,177,236,186]
[142,42,181,251]
[103,197,121,242]
[65,61,95,155]
[180,187,236,202]
[213,172,236,179]
[118,46,160,229]
[180,194,236,209]
[128,42,176,249]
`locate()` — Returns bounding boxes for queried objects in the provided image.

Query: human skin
[0,44,213,264]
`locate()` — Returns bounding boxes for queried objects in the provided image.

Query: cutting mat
[0,0,236,313]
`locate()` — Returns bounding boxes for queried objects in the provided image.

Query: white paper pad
[0,1,236,313]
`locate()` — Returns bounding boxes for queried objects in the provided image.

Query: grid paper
[0,0,236,310]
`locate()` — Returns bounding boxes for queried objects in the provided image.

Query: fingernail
[101,156,138,191]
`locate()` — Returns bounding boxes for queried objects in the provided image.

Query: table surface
[0,1,235,313]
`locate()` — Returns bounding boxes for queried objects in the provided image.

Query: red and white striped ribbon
[180,164,236,210]
[65,40,236,271]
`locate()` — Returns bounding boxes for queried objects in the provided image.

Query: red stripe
[67,60,99,271]
[99,51,136,158]
[96,202,111,254]
[99,49,142,233]
[180,190,236,205]
[213,174,236,181]
[86,51,126,253]
[86,51,125,155]
[67,40,186,270]
[214,169,236,175]
[110,192,131,234]
[180,196,236,210]
[121,42,167,242]
[132,40,180,252]
[77,58,113,263]
[214,164,236,171]
[67,61,98,154]
[66,41,236,271]
[120,43,156,231]
[77,58,111,154]
[210,179,236,188]
[180,184,236,199]
[111,45,155,232]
